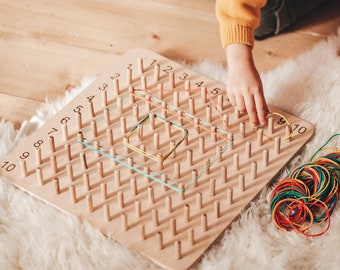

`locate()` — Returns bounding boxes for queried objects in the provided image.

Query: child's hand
[225,44,268,126]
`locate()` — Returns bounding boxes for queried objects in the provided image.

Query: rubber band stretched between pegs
[123,113,188,163]
[250,111,292,141]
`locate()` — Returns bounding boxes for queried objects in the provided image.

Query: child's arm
[216,0,268,125]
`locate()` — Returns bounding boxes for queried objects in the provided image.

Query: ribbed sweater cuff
[220,24,255,48]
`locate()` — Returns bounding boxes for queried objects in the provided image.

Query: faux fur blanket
[0,28,339,269]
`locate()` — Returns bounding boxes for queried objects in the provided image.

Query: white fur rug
[1,29,339,270]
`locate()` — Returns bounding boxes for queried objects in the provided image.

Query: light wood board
[0,48,315,270]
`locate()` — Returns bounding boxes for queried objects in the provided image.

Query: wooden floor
[0,0,339,129]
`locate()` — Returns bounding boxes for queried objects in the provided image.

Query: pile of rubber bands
[270,133,340,236]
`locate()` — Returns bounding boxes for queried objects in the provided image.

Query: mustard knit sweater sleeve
[216,0,267,48]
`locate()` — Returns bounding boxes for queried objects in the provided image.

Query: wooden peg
[62,123,69,141]
[154,64,160,82]
[223,114,229,131]
[221,165,227,183]
[174,162,180,179]
[131,177,137,195]
[216,145,223,162]
[149,113,155,130]
[121,213,128,231]
[196,192,202,209]
[118,191,124,208]
[128,157,134,174]
[65,143,71,161]
[77,132,84,148]
[88,100,95,118]
[209,178,216,196]
[263,149,269,167]
[257,128,264,146]
[94,140,100,157]
[145,94,151,111]
[137,57,144,74]
[177,109,183,126]
[201,86,207,103]
[184,204,190,223]
[218,93,224,111]
[139,224,146,240]
[101,89,107,107]
[162,174,168,192]
[188,228,195,246]
[228,133,234,150]
[194,117,200,133]
[173,91,179,107]
[166,196,172,213]
[185,79,191,91]
[36,167,43,186]
[165,121,171,138]
[126,67,132,85]
[192,170,198,187]
[179,183,185,200]
[201,214,208,232]
[170,140,176,158]
[69,185,77,203]
[100,182,107,199]
[274,137,281,154]
[35,147,42,165]
[170,218,176,236]
[76,111,82,129]
[175,241,182,260]
[206,105,212,122]
[153,133,159,150]
[268,116,274,135]
[245,141,252,159]
[110,147,117,165]
[53,177,60,194]
[211,125,217,142]
[97,161,104,178]
[157,83,163,99]
[91,119,98,138]
[129,85,135,103]
[169,71,175,89]
[140,144,147,162]
[227,188,233,205]
[148,186,155,204]
[86,194,93,213]
[152,209,159,227]
[20,159,28,177]
[66,164,74,182]
[49,136,56,153]
[205,158,210,175]
[83,173,90,191]
[214,201,220,219]
[113,78,120,96]
[251,161,257,179]
[114,170,121,186]
[187,149,193,166]
[233,153,239,171]
[157,232,163,250]
[133,103,139,121]
[135,200,141,217]
[188,97,195,115]
[199,137,205,154]
[50,155,58,173]
[103,204,110,222]
[143,166,150,182]
[239,122,245,139]
[141,74,147,89]
[117,96,123,114]
[239,174,245,192]
[234,107,240,119]
[104,108,110,126]
[120,116,126,134]
[162,100,168,118]
[106,127,114,146]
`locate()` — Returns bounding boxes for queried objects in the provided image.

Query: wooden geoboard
[0,48,314,269]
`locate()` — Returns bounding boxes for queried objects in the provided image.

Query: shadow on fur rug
[0,28,339,269]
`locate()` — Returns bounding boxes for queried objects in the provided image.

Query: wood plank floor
[0,0,339,129]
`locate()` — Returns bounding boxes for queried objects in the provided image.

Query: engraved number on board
[1,161,16,172]
[163,66,173,74]
[20,152,30,160]
[277,117,307,134]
